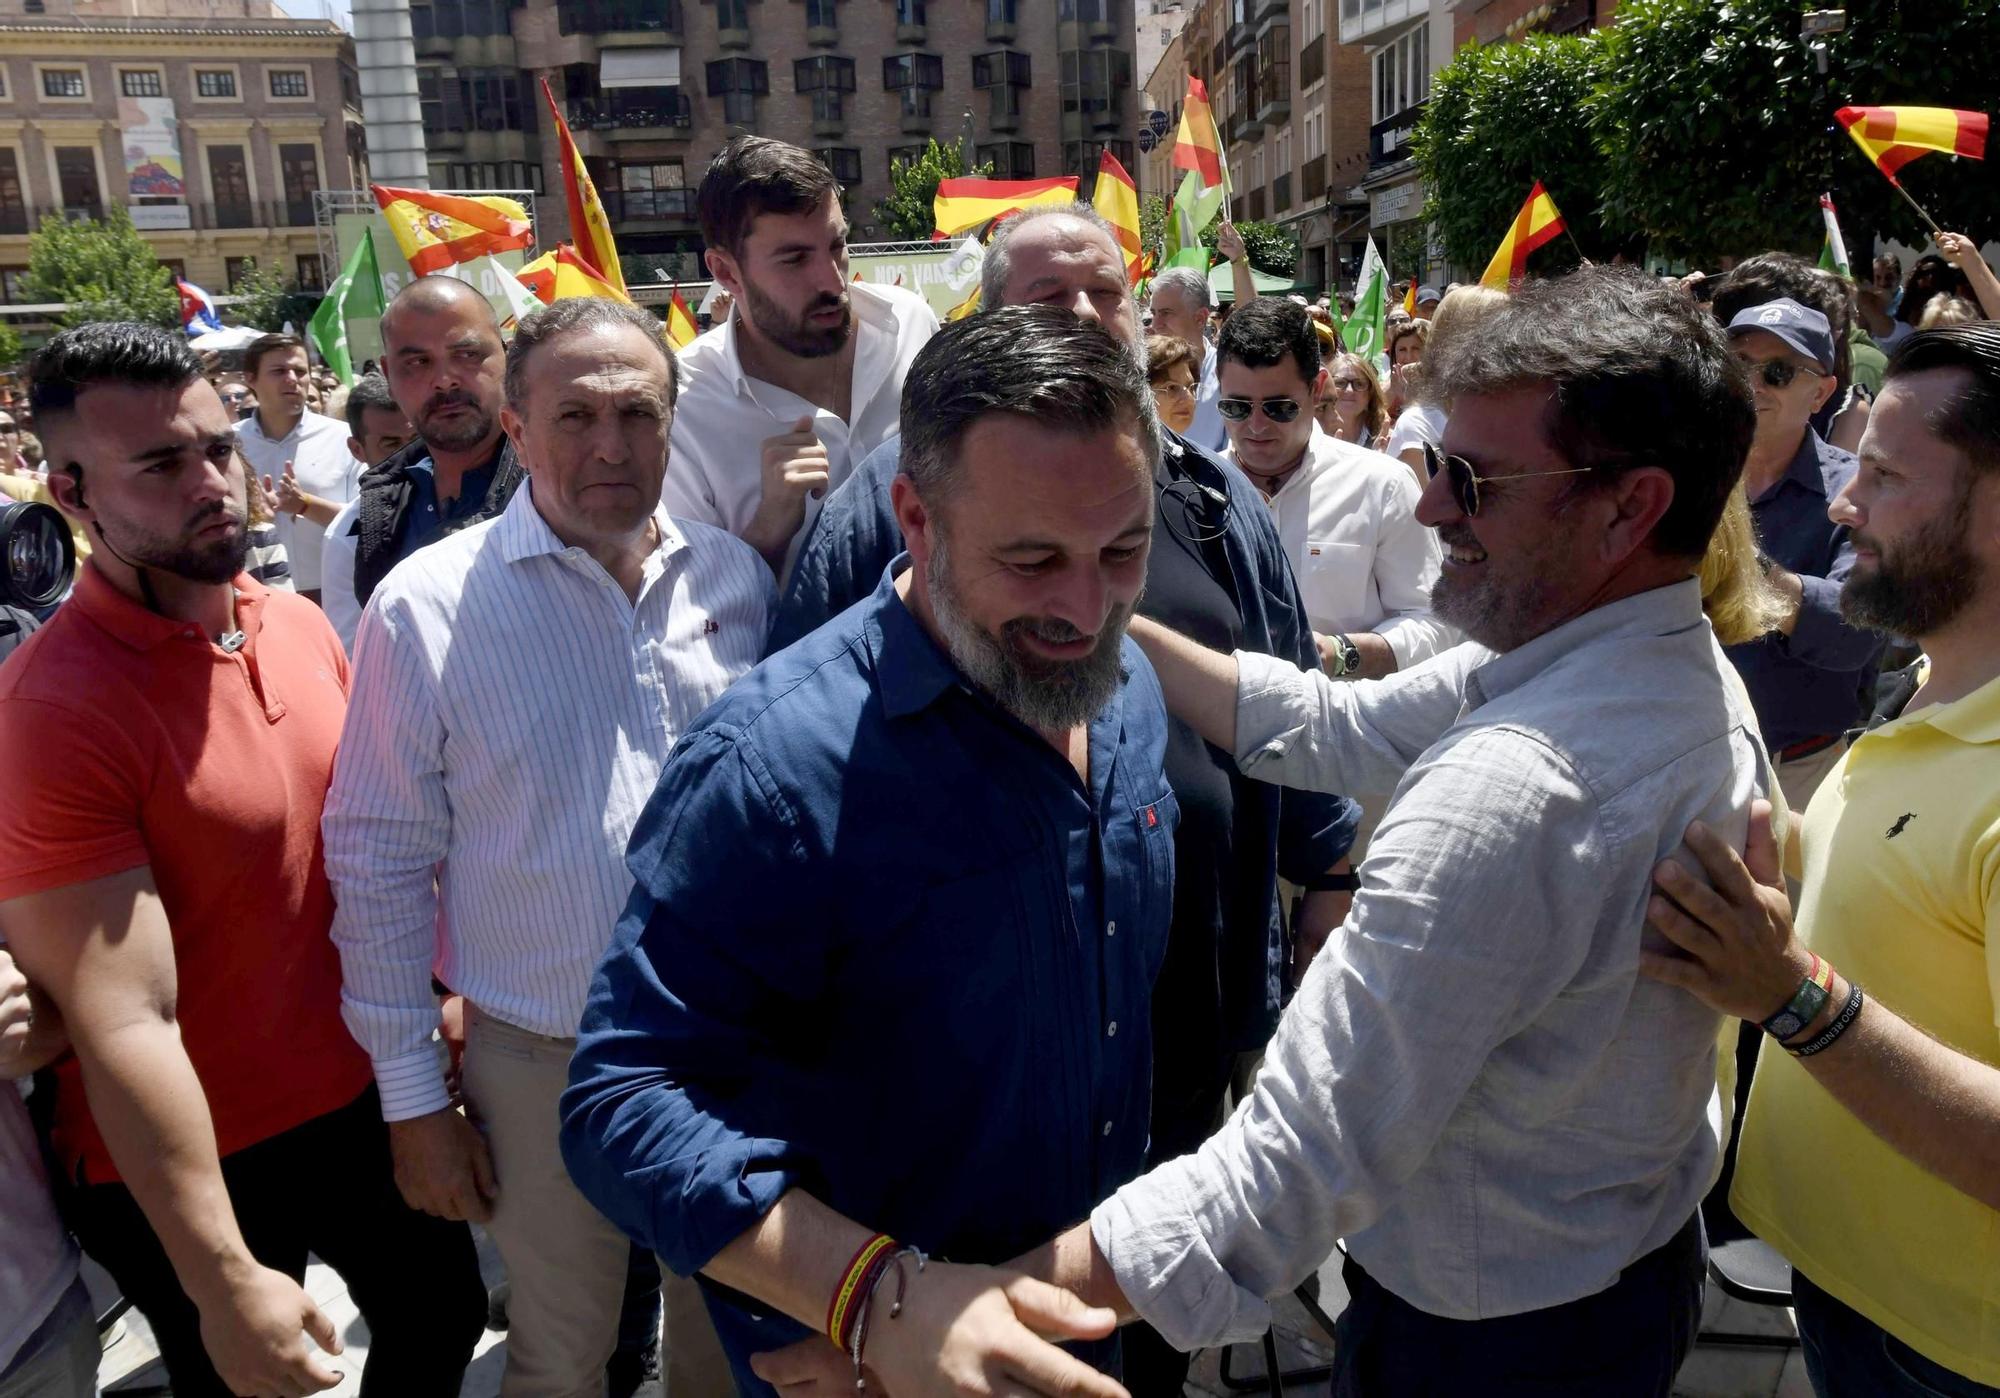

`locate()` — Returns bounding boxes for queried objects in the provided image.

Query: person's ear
[1602,466,1676,564]
[705,246,746,302]
[890,472,935,565]
[49,464,90,521]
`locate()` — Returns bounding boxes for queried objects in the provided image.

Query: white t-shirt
[234,410,363,593]
[1383,403,1447,465]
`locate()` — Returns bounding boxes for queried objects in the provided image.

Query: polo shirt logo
[703,618,720,636]
[1886,812,1917,838]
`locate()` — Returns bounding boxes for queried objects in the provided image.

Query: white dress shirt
[321,496,360,653]
[234,410,363,593]
[1231,423,1453,669]
[1187,342,1230,453]
[323,484,774,1121]
[662,280,937,583]
[1093,581,1774,1342]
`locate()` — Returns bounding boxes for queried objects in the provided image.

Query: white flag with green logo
[1341,237,1389,371]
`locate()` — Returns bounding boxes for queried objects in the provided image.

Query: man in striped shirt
[324,297,772,1397]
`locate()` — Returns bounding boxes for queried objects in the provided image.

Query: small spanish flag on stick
[666,285,699,349]
[1834,105,1989,233]
[1478,181,1567,290]
[1401,280,1417,316]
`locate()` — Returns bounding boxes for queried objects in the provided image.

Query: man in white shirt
[232,333,364,603]
[324,297,771,1397]
[666,136,936,582]
[1148,266,1229,454]
[1217,297,1451,679]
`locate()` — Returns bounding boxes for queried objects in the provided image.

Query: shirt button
[1106,920,1116,937]
[1106,1020,1118,1037]
[1102,1120,1114,1137]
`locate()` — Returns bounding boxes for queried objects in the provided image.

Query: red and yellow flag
[1835,105,1989,186]
[666,286,700,349]
[540,79,628,298]
[1091,150,1144,283]
[1479,181,1566,290]
[1401,280,1417,316]
[515,244,631,305]
[1172,76,1225,188]
[933,176,1079,238]
[371,185,533,276]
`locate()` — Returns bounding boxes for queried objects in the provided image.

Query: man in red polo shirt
[0,323,484,1397]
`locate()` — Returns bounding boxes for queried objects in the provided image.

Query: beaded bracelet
[1789,981,1864,1058]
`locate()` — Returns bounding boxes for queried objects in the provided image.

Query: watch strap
[1302,870,1360,894]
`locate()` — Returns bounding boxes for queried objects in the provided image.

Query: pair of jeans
[1330,1212,1705,1397]
[1793,1272,2000,1398]
[63,1086,485,1398]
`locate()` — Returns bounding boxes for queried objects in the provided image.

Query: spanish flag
[1091,150,1144,283]
[371,185,533,275]
[1172,76,1226,189]
[515,244,632,305]
[1479,181,1566,290]
[933,176,1079,238]
[1835,105,1989,186]
[540,78,628,298]
[666,286,699,349]
[1401,280,1417,316]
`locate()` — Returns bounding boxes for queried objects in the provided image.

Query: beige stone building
[410,0,1141,277]
[0,0,365,302]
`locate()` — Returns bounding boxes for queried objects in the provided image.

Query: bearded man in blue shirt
[561,305,1176,1398]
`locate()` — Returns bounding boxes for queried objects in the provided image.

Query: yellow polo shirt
[1732,663,2000,1385]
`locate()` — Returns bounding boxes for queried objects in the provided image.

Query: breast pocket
[1129,790,1180,985]
[1299,539,1374,634]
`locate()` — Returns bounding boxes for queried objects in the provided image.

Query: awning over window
[600,49,681,89]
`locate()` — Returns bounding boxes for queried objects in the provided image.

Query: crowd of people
[0,129,1996,1398]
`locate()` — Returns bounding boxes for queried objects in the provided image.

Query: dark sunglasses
[1422,441,1599,517]
[1738,357,1825,390]
[1330,377,1369,392]
[1216,395,1302,423]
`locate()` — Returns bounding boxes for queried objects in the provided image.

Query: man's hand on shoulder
[387,1106,496,1222]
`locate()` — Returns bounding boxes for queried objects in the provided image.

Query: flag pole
[1887,179,1943,235]
[1561,223,1591,267]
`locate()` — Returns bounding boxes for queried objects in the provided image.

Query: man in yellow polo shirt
[1643,322,2000,1397]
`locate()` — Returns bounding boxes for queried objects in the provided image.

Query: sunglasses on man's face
[1422,441,1599,517]
[1737,356,1824,391]
[1216,395,1302,423]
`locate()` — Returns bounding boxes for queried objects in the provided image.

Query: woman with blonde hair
[1383,284,1510,482]
[1699,486,1787,647]
[1316,351,1390,447]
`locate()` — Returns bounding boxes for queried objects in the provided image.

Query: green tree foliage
[24,207,177,328]
[1141,193,1169,267]
[1598,0,2000,262]
[1412,32,1609,273]
[229,258,294,332]
[0,321,24,371]
[1199,220,1299,277]
[874,140,996,241]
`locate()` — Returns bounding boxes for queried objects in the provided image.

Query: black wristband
[1301,870,1360,894]
[1789,982,1864,1058]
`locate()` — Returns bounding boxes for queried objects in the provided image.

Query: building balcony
[427,126,468,151]
[1337,0,1423,45]
[1298,33,1324,87]
[1272,170,1290,213]
[558,0,684,36]
[1250,0,1285,28]
[277,199,319,228]
[598,188,696,223]
[985,17,1014,40]
[1254,86,1288,125]
[567,94,693,134]
[1300,153,1326,202]
[202,200,259,230]
[812,112,844,136]
[806,22,837,44]
[0,206,28,235]
[1228,107,1262,142]
[1247,185,1265,220]
[895,20,926,42]
[718,22,752,45]
[900,108,931,134]
[413,33,456,57]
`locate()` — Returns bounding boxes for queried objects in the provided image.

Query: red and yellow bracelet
[828,1233,897,1352]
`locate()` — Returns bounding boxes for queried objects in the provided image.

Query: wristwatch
[1301,869,1361,894]
[1326,632,1361,677]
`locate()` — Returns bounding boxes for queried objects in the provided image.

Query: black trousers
[1331,1213,1706,1398]
[64,1085,486,1398]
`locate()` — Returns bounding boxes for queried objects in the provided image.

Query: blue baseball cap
[1726,298,1835,373]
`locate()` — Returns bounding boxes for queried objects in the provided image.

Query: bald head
[980,207,1140,354]
[379,274,507,459]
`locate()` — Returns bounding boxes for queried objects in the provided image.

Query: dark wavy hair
[29,320,203,421]
[1886,322,2000,474]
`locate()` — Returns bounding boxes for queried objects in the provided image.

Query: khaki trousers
[463,1007,732,1398]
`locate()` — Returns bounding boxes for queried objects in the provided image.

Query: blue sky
[277,0,353,30]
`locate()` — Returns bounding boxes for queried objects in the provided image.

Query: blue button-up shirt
[1725,428,1885,753]
[393,454,502,561]
[561,563,1177,1393]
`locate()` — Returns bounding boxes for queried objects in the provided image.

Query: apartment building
[0,0,365,298]
[411,0,1142,275]
[1453,0,1613,48]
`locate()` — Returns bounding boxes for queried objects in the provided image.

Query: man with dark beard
[665,136,937,582]
[1644,323,2000,1397]
[561,306,1171,1398]
[319,275,524,649]
[0,322,486,1397]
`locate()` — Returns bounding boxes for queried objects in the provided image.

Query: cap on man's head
[1415,285,1443,306]
[1727,298,1834,373]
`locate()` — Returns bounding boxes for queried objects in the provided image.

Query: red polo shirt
[0,564,371,1184]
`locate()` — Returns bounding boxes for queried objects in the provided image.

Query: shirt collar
[71,559,269,652]
[863,555,965,720]
[1773,428,1833,500]
[716,280,899,399]
[240,409,313,446]
[492,477,688,569]
[1877,662,2000,746]
[1465,578,1707,710]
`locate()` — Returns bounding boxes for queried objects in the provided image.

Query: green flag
[308,227,385,388]
[1817,193,1852,280]
[1341,236,1388,370]
[1163,169,1229,272]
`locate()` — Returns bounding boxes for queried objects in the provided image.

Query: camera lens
[0,500,75,609]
